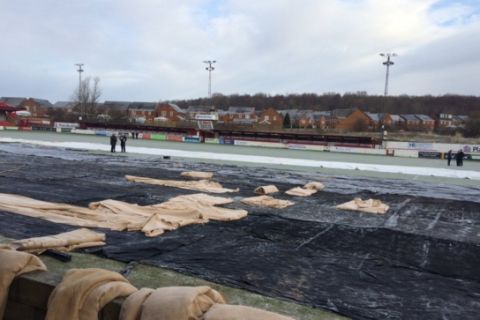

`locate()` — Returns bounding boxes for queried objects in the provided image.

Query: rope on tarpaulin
[0,163,26,175]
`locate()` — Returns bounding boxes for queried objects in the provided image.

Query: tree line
[171,93,480,117]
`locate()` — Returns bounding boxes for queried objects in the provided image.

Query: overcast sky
[1,0,479,102]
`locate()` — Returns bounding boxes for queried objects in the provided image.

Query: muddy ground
[0,143,479,320]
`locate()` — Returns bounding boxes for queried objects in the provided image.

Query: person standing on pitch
[456,149,464,167]
[120,133,127,153]
[447,150,452,166]
[110,133,117,153]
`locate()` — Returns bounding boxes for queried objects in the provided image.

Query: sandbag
[254,185,279,195]
[46,268,137,320]
[121,286,226,320]
[203,304,296,320]
[241,195,294,209]
[0,248,47,318]
[181,171,213,180]
[11,228,105,254]
[336,198,389,214]
[119,288,155,320]
[285,181,324,197]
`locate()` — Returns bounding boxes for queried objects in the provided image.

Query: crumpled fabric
[46,268,137,320]
[11,228,105,254]
[0,193,247,237]
[254,185,279,195]
[203,303,296,320]
[125,175,239,193]
[0,248,47,318]
[336,198,389,214]
[119,286,226,320]
[180,171,214,180]
[285,181,324,197]
[241,195,294,209]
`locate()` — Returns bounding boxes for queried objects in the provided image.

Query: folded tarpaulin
[285,181,324,197]
[11,228,106,254]
[254,185,279,195]
[180,171,214,180]
[241,195,294,209]
[119,286,226,320]
[125,175,239,193]
[203,304,296,320]
[336,198,389,214]
[0,248,47,318]
[0,193,247,237]
[46,268,137,320]
[141,193,248,237]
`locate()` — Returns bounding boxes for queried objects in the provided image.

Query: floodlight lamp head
[380,53,385,57]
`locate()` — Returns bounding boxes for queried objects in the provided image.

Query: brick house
[382,114,402,129]
[0,97,52,118]
[400,114,421,130]
[312,111,328,130]
[331,108,371,132]
[20,98,52,118]
[452,115,469,128]
[257,107,283,127]
[220,107,256,123]
[127,102,157,123]
[155,103,186,122]
[415,114,435,131]
[435,113,454,129]
[365,112,382,130]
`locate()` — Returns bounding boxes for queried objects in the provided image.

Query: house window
[245,114,250,119]
[273,116,276,121]
[265,115,270,121]
[161,111,166,117]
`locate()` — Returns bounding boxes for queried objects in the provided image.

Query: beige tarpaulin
[254,185,279,195]
[46,268,137,320]
[285,181,324,197]
[0,193,247,237]
[180,171,214,180]
[336,198,389,214]
[10,228,106,254]
[119,288,155,320]
[119,286,226,320]
[241,195,294,209]
[125,175,239,193]
[0,248,47,319]
[204,304,296,320]
[141,194,247,237]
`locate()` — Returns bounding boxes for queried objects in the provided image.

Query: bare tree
[72,77,102,120]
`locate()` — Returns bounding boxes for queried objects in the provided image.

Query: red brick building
[127,102,156,123]
[219,107,256,123]
[331,108,370,132]
[155,103,186,122]
[257,107,283,127]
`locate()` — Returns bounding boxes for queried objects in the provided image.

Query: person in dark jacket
[110,134,117,153]
[446,150,452,166]
[456,149,464,167]
[120,134,127,153]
